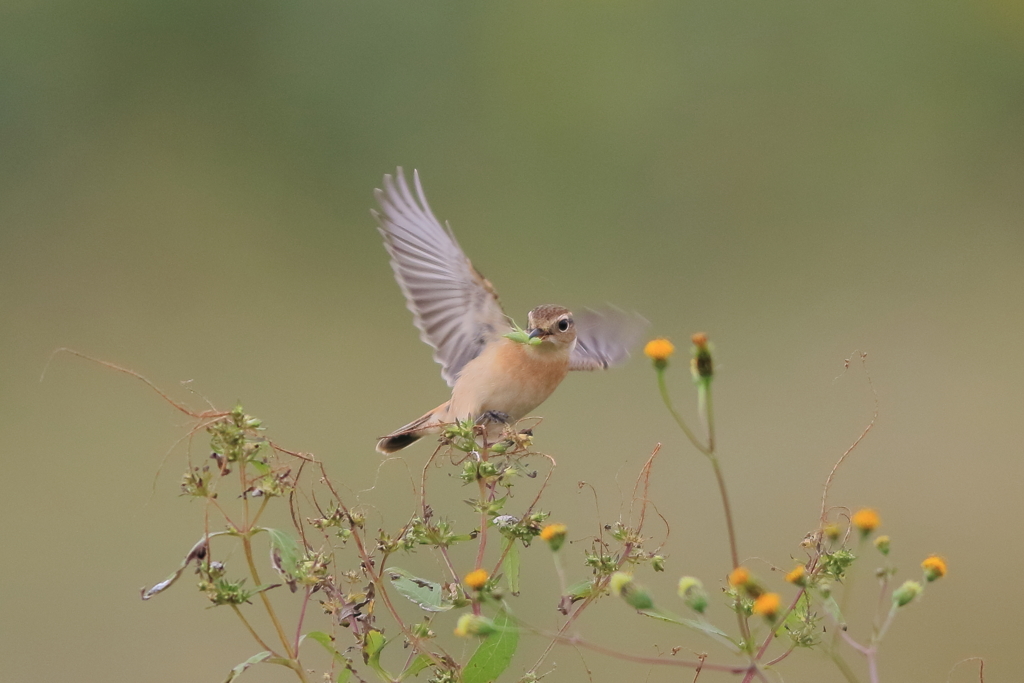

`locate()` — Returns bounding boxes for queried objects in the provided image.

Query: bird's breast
[447,339,571,421]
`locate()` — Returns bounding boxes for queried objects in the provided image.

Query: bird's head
[526,305,576,347]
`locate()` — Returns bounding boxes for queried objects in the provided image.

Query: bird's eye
[557,318,570,332]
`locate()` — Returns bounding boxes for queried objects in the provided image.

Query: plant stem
[250,495,270,529]
[237,453,303,678]
[829,649,863,683]
[230,604,276,655]
[475,472,489,572]
[316,466,451,669]
[765,645,796,667]
[657,366,748,648]
[698,377,715,452]
[472,458,489,617]
[293,586,312,654]
[867,650,879,683]
[243,535,295,658]
[656,368,710,456]
[708,455,739,570]
[874,603,899,642]
[551,551,567,597]
[438,545,461,583]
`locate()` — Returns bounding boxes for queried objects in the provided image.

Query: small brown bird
[373,168,645,454]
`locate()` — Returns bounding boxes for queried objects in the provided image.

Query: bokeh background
[3,2,1023,681]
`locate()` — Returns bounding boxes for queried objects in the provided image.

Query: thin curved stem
[829,650,862,683]
[709,456,739,570]
[656,368,710,456]
[231,604,276,655]
[657,366,746,647]
[698,377,716,452]
[243,536,295,657]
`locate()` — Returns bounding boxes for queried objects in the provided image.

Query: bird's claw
[476,410,512,425]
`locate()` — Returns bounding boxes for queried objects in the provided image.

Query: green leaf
[461,609,519,683]
[302,631,345,663]
[781,592,810,629]
[302,632,354,683]
[363,629,392,682]
[266,528,302,577]
[565,580,596,600]
[223,651,272,682]
[639,609,739,652]
[398,654,433,680]
[249,455,271,474]
[820,594,847,630]
[503,321,542,346]
[385,567,454,612]
[503,541,520,596]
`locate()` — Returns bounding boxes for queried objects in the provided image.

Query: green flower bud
[892,580,923,607]
[610,572,654,610]
[453,614,496,638]
[677,576,708,614]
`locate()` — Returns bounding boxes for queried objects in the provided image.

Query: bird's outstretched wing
[373,168,508,387]
[570,308,649,371]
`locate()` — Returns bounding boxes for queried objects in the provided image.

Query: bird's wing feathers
[373,168,508,387]
[570,308,649,371]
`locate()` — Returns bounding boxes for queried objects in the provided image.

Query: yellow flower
[823,523,842,541]
[464,568,489,590]
[644,338,675,364]
[785,565,806,586]
[922,555,947,582]
[852,508,881,534]
[540,522,568,551]
[752,592,781,619]
[728,566,750,588]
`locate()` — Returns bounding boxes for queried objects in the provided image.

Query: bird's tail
[376,404,447,454]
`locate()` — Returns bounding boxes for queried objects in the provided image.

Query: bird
[373,168,646,454]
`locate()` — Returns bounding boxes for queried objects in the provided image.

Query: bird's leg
[473,411,512,451]
[477,410,512,425]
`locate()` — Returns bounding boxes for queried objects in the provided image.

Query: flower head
[609,572,633,596]
[454,614,496,638]
[464,568,489,590]
[852,508,881,535]
[690,333,713,380]
[610,572,653,610]
[892,580,922,607]
[677,576,708,614]
[645,338,675,368]
[785,565,806,586]
[752,592,781,619]
[874,535,891,556]
[922,555,947,582]
[540,523,567,551]
[728,566,750,588]
[823,523,842,541]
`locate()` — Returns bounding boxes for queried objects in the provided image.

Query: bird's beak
[528,328,545,339]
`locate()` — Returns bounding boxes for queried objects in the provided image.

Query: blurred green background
[2,2,1022,681]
